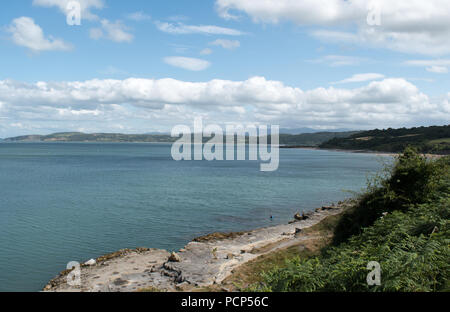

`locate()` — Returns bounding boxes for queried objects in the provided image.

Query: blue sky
[0,0,449,137]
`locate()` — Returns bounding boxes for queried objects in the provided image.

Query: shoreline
[43,200,353,292]
[280,146,446,158]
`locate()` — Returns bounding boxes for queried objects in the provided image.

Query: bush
[333,147,444,244]
[256,149,450,292]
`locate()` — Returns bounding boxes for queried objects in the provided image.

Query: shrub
[333,147,445,244]
[255,149,449,292]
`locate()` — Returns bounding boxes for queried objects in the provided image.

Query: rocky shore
[43,201,353,292]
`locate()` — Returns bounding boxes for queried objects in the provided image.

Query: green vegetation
[320,125,450,154]
[279,131,359,147]
[253,148,449,292]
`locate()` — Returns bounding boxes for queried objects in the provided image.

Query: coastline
[43,200,353,292]
[281,146,445,158]
[281,146,400,157]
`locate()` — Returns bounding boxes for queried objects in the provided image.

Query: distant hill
[280,127,353,135]
[3,130,358,146]
[279,131,360,147]
[320,125,450,154]
[3,132,178,143]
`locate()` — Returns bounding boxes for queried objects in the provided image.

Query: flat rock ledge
[43,201,352,292]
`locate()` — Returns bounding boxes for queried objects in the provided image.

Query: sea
[0,143,390,291]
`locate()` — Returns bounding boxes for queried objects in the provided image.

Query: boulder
[168,252,181,262]
[84,259,96,266]
[295,228,302,234]
[294,212,310,221]
[294,212,303,221]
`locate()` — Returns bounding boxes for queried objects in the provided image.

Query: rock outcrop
[43,201,352,292]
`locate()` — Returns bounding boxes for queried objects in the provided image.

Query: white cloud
[7,17,72,52]
[126,11,151,22]
[215,0,450,55]
[90,19,134,43]
[426,66,448,74]
[406,60,450,67]
[332,73,385,84]
[309,55,368,67]
[405,59,450,74]
[210,39,240,50]
[33,0,104,21]
[216,0,360,24]
[443,93,450,113]
[0,77,447,135]
[155,21,244,36]
[164,57,211,71]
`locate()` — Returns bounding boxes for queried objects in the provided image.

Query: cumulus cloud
[215,0,450,55]
[216,0,359,24]
[332,73,385,84]
[0,77,448,136]
[155,21,244,36]
[90,19,133,43]
[164,57,211,71]
[7,17,72,52]
[33,0,104,21]
[210,39,240,50]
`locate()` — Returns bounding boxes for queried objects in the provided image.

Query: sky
[0,0,449,137]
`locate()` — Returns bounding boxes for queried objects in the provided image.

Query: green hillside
[253,148,450,292]
[279,131,359,147]
[320,125,450,154]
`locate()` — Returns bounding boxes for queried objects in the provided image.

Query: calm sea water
[0,143,389,291]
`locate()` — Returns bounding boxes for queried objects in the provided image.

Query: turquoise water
[0,143,388,291]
